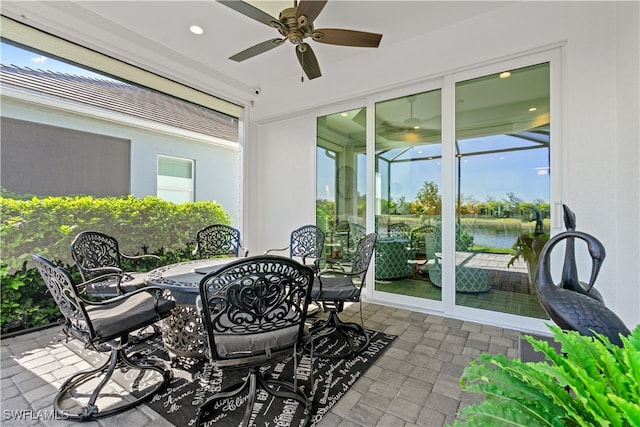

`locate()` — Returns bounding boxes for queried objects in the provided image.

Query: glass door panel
[453,63,551,319]
[317,108,367,263]
[374,90,442,301]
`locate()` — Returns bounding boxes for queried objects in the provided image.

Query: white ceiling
[0,1,516,102]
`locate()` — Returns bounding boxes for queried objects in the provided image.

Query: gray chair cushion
[214,324,302,358]
[310,276,360,301]
[87,292,174,341]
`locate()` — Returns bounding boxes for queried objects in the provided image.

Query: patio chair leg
[196,367,311,427]
[54,347,171,421]
[307,311,370,359]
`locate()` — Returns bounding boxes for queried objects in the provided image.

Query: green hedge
[1,194,231,272]
[1,194,231,332]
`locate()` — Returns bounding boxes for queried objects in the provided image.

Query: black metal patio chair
[306,233,377,358]
[194,224,248,258]
[31,254,175,421]
[265,224,326,270]
[71,231,160,297]
[195,255,314,426]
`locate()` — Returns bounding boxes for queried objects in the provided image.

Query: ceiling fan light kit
[219,0,382,81]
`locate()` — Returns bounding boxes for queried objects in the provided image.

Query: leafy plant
[507,231,549,284]
[507,210,549,285]
[1,262,62,331]
[453,324,640,427]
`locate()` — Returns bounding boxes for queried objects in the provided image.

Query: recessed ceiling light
[499,71,511,79]
[340,112,348,117]
[529,107,537,112]
[189,25,204,35]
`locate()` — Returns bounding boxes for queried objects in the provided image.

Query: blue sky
[1,41,111,79]
[318,143,549,204]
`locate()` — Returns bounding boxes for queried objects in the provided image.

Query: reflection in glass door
[316,108,367,264]
[373,90,442,302]
[453,63,551,319]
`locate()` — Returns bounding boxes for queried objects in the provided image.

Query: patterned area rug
[134,330,396,426]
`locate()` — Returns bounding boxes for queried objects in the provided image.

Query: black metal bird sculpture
[560,204,604,302]
[536,230,630,346]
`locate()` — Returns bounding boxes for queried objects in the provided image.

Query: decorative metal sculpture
[535,231,630,346]
[560,204,603,302]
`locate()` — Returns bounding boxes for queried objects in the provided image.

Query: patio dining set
[29,224,378,426]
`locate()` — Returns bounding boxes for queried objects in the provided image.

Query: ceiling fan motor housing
[278,7,313,46]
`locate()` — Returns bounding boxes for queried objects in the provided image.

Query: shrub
[0,262,62,332]
[1,194,230,272]
[454,324,640,427]
[1,245,199,332]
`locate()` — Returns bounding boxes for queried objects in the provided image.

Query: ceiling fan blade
[217,0,278,27]
[296,0,328,24]
[296,43,321,80]
[312,28,382,48]
[229,39,285,62]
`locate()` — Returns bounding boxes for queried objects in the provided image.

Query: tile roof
[0,64,238,142]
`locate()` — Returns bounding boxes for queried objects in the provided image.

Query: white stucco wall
[1,96,242,227]
[246,1,640,329]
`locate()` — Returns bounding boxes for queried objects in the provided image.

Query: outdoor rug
[132,329,396,426]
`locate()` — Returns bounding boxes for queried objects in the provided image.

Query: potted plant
[453,324,640,426]
[508,210,549,287]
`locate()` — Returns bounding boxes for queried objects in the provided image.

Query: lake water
[466,225,528,249]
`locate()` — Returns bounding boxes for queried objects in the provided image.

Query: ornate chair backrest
[71,231,123,281]
[350,233,377,284]
[198,256,314,361]
[388,223,411,239]
[410,224,434,252]
[196,224,242,258]
[349,223,366,248]
[31,254,96,342]
[289,225,326,259]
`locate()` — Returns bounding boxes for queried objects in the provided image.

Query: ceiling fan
[352,96,441,142]
[377,95,441,142]
[218,0,383,80]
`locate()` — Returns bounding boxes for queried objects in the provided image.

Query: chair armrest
[81,285,167,306]
[314,257,345,273]
[264,245,289,255]
[242,247,249,257]
[82,266,123,276]
[120,253,161,266]
[75,273,129,300]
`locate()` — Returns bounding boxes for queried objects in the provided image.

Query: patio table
[144,258,233,359]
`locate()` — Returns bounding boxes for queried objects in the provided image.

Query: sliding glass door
[316,108,367,262]
[451,62,550,319]
[316,54,556,324]
[373,90,442,304]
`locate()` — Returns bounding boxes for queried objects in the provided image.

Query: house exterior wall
[1,96,242,226]
[247,1,640,330]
